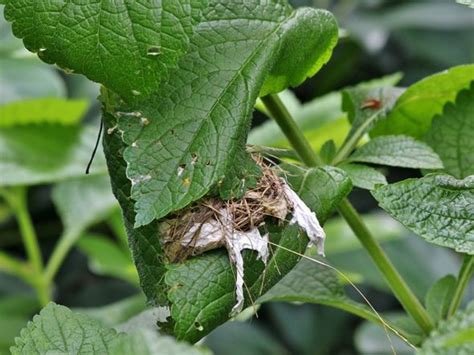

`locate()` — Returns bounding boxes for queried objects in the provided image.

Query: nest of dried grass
[162,158,290,263]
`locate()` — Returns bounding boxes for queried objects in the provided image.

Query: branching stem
[448,255,474,317]
[261,93,434,334]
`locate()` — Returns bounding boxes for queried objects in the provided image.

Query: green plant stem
[0,251,35,284]
[260,95,322,166]
[337,198,433,333]
[261,93,434,334]
[44,229,80,283]
[331,108,383,165]
[1,187,50,305]
[448,255,474,317]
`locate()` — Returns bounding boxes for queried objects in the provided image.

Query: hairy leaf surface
[426,83,474,178]
[372,174,474,254]
[10,303,204,355]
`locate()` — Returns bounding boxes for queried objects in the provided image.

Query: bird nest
[162,158,289,263]
[160,157,325,314]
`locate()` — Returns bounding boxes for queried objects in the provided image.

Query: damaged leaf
[106,2,337,227]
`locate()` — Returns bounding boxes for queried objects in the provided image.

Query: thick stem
[448,255,474,317]
[261,93,434,334]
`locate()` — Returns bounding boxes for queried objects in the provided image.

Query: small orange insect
[360,98,382,110]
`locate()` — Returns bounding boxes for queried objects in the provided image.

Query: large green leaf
[3,0,205,101]
[419,301,474,355]
[10,303,205,355]
[372,64,474,139]
[0,125,107,186]
[0,98,88,126]
[162,166,351,342]
[349,135,443,169]
[104,3,338,227]
[426,83,474,178]
[372,174,474,254]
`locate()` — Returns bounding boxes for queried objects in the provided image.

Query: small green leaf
[0,58,65,104]
[3,1,205,101]
[426,83,474,178]
[349,135,443,169]
[0,125,107,186]
[342,86,404,141]
[77,233,138,286]
[372,64,474,139]
[372,174,474,254]
[0,98,88,126]
[52,175,118,234]
[425,275,456,324]
[320,139,337,164]
[339,163,387,190]
[419,301,474,355]
[10,303,205,355]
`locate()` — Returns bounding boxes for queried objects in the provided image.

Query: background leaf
[52,175,118,234]
[0,57,64,104]
[0,98,88,126]
[426,83,474,178]
[371,64,474,139]
[348,135,443,169]
[0,125,107,186]
[77,233,138,286]
[372,174,474,254]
